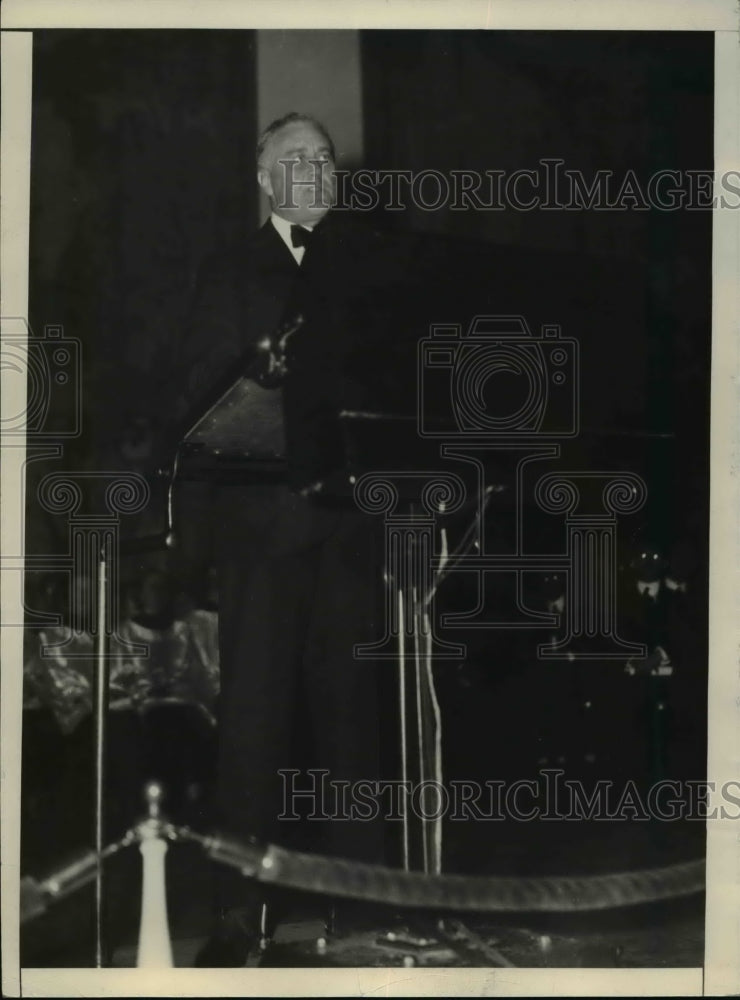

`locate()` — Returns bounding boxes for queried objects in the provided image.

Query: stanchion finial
[144,780,164,820]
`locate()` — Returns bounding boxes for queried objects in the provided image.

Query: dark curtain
[28,30,257,479]
[26,29,257,564]
[360,32,712,865]
[360,29,713,544]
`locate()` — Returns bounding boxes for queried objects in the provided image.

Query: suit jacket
[177,212,427,489]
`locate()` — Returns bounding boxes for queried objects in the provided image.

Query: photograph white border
[2,2,738,996]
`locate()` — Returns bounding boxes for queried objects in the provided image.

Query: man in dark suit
[188,113,416,965]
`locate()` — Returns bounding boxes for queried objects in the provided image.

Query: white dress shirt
[270,213,315,266]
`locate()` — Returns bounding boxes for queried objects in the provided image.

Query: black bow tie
[290,225,314,249]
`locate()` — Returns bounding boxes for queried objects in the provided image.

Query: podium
[169,327,291,485]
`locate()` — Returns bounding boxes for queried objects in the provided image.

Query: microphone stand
[90,467,176,965]
[93,537,109,967]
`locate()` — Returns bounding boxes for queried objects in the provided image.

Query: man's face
[258,121,336,225]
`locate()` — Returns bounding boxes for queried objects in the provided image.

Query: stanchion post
[136,782,174,968]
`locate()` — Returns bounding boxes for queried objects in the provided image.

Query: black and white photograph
[2,1,739,995]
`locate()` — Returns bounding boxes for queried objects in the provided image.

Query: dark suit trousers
[214,483,385,896]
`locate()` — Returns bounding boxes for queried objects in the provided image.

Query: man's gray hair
[256,112,336,166]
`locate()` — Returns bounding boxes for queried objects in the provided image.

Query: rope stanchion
[197,830,705,914]
[20,834,135,925]
[21,797,706,947]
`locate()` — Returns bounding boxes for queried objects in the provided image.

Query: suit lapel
[254,218,301,274]
[238,220,300,346]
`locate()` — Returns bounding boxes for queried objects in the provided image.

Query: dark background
[22,29,712,936]
[19,28,714,967]
[26,29,712,559]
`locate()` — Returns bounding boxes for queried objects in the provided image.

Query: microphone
[251,314,305,388]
